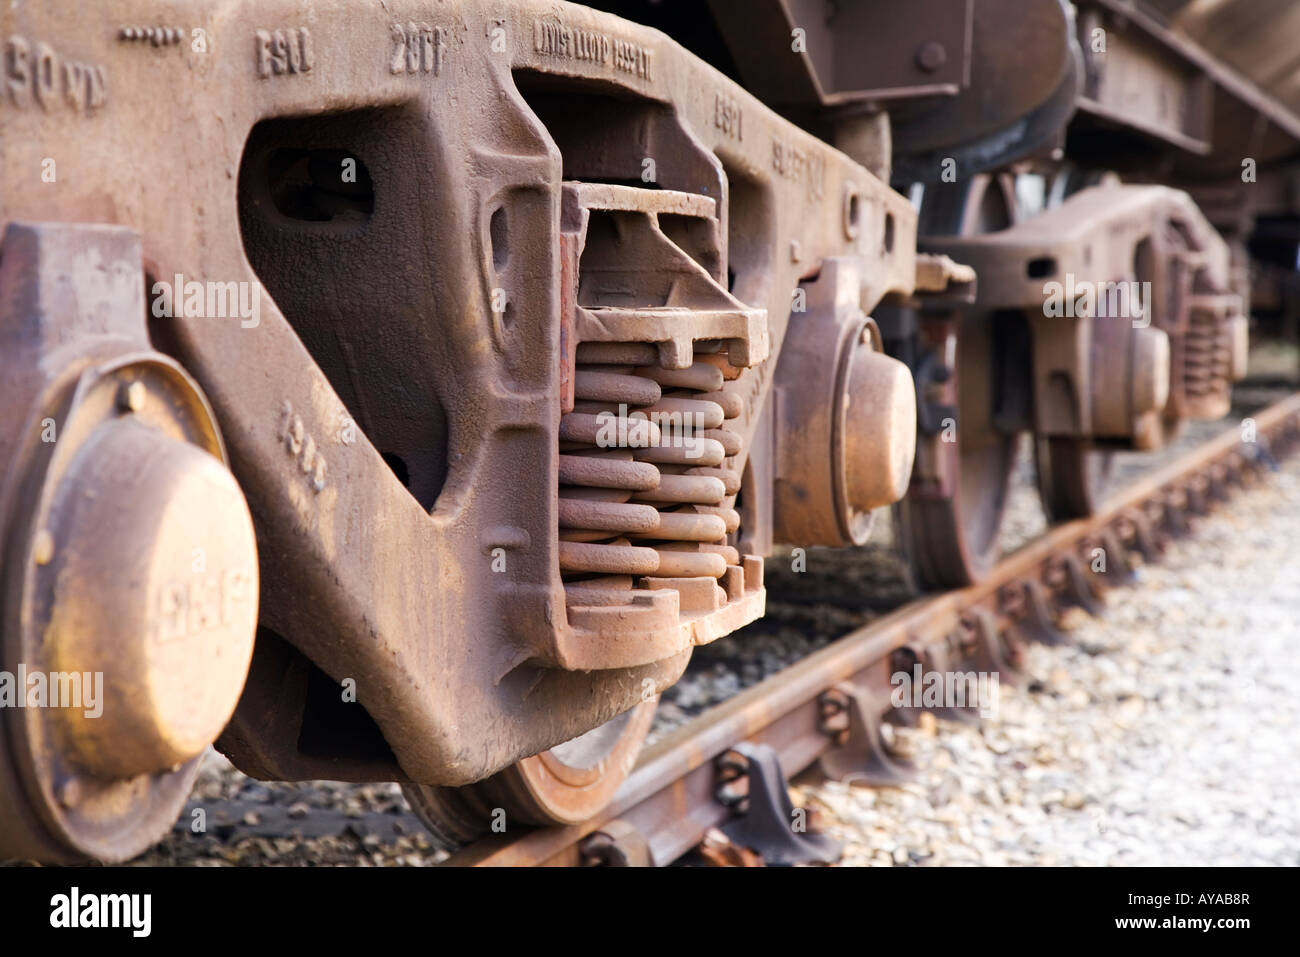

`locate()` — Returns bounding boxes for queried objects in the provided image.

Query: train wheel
[1034,436,1117,521]
[901,174,1024,588]
[404,700,656,848]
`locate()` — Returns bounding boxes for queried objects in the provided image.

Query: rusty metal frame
[1072,0,1300,174]
[0,0,917,790]
[924,182,1247,445]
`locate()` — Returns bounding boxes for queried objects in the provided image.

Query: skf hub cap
[13,355,258,843]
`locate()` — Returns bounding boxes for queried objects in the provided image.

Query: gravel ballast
[804,444,1300,866]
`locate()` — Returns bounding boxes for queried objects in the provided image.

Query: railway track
[447,391,1300,866]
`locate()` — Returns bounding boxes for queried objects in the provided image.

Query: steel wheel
[1034,436,1117,521]
[901,174,1024,588]
[404,700,656,848]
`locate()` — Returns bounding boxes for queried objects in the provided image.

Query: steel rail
[448,393,1300,866]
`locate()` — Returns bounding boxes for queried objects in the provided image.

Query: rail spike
[817,684,916,788]
[716,743,841,866]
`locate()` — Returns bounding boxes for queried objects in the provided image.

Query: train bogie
[0,0,1287,860]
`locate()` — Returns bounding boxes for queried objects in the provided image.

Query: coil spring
[1184,293,1235,399]
[558,341,743,587]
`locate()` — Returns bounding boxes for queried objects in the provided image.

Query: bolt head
[916,41,947,72]
[118,380,147,413]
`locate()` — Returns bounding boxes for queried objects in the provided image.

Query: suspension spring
[558,341,744,590]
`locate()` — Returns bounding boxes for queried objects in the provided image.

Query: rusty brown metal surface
[1072,0,1300,175]
[0,0,920,861]
[770,259,916,549]
[700,0,977,108]
[668,0,1082,182]
[1062,1,1300,346]
[1145,0,1300,124]
[0,222,259,862]
[554,181,767,671]
[450,392,1300,866]
[925,182,1248,448]
[888,172,1026,589]
[593,2,1300,193]
[0,0,1287,866]
[1073,2,1215,157]
[582,0,1285,596]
